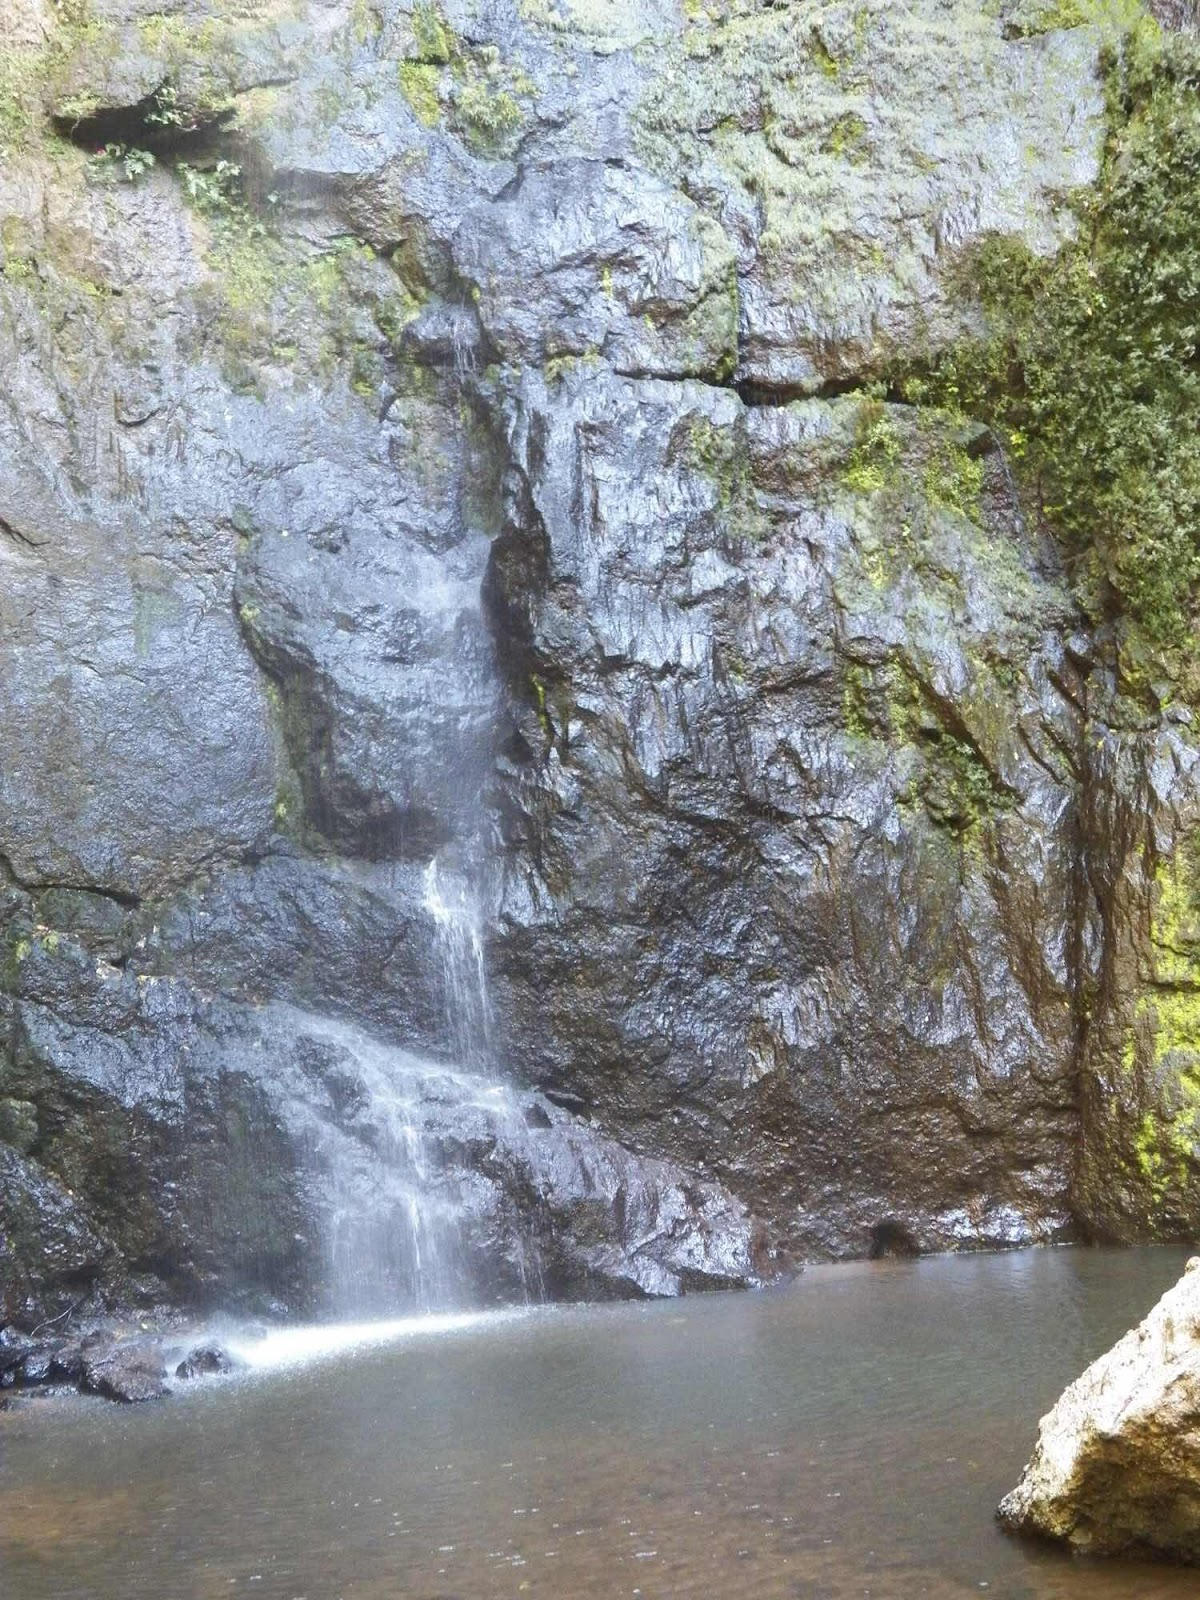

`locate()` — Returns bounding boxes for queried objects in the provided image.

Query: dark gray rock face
[1,0,1198,1328]
[485,371,1081,1259]
[0,1146,111,1325]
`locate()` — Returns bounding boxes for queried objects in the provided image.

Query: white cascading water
[293,508,533,1320]
[422,856,491,1071]
[315,1001,534,1317]
[321,1033,459,1316]
[312,843,543,1316]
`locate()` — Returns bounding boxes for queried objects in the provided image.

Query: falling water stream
[309,994,537,1317]
[302,510,512,1318]
[422,856,491,1071]
[305,829,534,1316]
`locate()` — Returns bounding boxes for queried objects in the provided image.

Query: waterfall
[322,1045,463,1316]
[293,1004,543,1318]
[422,855,491,1071]
[297,509,521,1316]
[316,859,500,1315]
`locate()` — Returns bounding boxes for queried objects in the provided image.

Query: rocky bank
[2,0,1200,1328]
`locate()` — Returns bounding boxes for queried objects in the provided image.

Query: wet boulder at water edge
[1000,1258,1200,1563]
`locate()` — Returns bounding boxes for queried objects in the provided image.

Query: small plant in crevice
[177,158,272,234]
[91,143,156,182]
[842,393,902,495]
[140,79,220,136]
[144,81,185,130]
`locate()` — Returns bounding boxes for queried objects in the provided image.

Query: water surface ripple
[2,1248,1197,1599]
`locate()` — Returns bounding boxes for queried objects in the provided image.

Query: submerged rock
[999,1258,1200,1561]
[175,1343,236,1381]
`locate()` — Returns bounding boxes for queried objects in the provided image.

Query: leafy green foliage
[143,81,188,131]
[92,143,156,181]
[904,26,1200,658]
[177,159,269,229]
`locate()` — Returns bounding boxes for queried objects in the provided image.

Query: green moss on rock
[396,7,537,153]
[399,60,442,124]
[839,392,985,527]
[900,24,1200,669]
[839,653,1011,836]
[842,396,903,494]
[1115,827,1200,1222]
[679,411,768,544]
[0,0,119,154]
[1002,0,1145,35]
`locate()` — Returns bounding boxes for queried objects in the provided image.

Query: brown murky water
[2,1247,1198,1600]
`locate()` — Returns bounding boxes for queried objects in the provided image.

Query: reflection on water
[2,1248,1197,1600]
[222,1310,519,1371]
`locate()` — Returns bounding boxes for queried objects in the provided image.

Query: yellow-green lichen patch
[1112,827,1200,1222]
[1127,998,1200,1199]
[1141,988,1200,1072]
[455,72,528,150]
[542,348,602,384]
[824,111,869,162]
[1002,0,1146,36]
[399,62,442,125]
[841,660,881,743]
[838,392,986,529]
[1132,1109,1175,1209]
[1125,979,1200,1216]
[396,6,538,155]
[920,432,984,524]
[841,395,903,495]
[410,1,454,61]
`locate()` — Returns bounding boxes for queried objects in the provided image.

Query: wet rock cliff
[2,0,1200,1326]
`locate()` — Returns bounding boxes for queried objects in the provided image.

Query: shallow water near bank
[2,1247,1197,1600]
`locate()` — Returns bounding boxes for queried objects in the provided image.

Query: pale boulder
[1000,1258,1200,1561]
